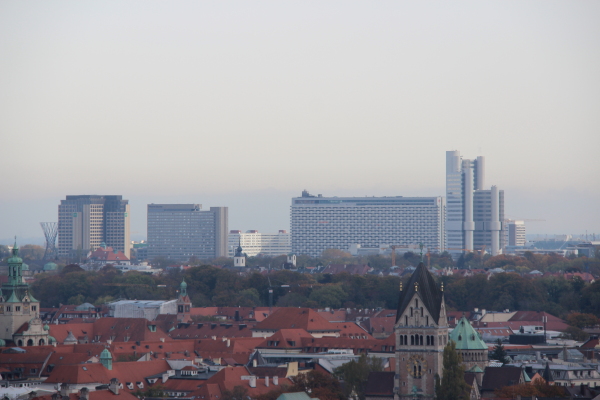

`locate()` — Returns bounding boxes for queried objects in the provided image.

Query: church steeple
[234,238,246,267]
[395,262,444,324]
[7,239,24,286]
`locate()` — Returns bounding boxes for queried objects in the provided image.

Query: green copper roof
[21,263,29,271]
[48,336,56,343]
[6,290,20,303]
[100,348,112,359]
[7,240,23,265]
[467,365,484,373]
[449,316,488,350]
[44,324,50,331]
[44,262,58,271]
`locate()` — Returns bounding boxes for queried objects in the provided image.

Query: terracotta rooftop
[253,308,340,332]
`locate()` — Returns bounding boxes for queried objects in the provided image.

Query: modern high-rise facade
[58,195,130,258]
[506,220,526,247]
[227,230,291,257]
[446,151,504,258]
[147,204,228,262]
[291,191,445,257]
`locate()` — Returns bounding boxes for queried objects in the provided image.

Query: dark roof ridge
[395,262,443,323]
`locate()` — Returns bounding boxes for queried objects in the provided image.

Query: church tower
[0,241,48,346]
[394,262,448,399]
[233,240,246,267]
[176,279,192,322]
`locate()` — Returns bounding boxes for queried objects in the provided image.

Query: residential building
[446,151,504,258]
[290,191,445,257]
[147,204,228,262]
[228,230,291,257]
[58,195,130,258]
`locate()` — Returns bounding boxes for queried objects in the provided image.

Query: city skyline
[1,2,599,242]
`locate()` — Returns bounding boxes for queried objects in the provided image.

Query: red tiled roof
[190,366,293,398]
[169,321,257,340]
[317,309,347,322]
[33,389,139,400]
[253,308,340,332]
[256,329,313,349]
[322,264,372,275]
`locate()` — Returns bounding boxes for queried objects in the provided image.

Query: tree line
[29,262,600,323]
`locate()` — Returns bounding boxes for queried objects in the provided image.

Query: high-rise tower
[58,195,130,259]
[445,151,504,258]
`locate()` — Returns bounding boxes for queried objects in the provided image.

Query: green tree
[435,341,469,400]
[308,285,347,308]
[221,385,248,400]
[490,339,508,364]
[334,354,384,400]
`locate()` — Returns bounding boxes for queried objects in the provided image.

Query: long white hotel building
[291,191,445,257]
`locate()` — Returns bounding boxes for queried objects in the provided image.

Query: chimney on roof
[249,376,256,388]
[60,383,71,396]
[78,388,89,400]
[227,339,230,347]
[109,378,119,395]
[273,376,278,386]
[253,359,257,367]
[265,376,269,387]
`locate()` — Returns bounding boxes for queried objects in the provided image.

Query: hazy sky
[1,1,599,244]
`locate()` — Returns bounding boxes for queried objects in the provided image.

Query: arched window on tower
[420,335,423,345]
[411,335,415,345]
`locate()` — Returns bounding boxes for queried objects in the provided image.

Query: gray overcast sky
[1,1,599,243]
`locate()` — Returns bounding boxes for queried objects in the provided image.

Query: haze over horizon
[1,1,599,244]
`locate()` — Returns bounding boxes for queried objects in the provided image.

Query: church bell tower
[394,262,448,399]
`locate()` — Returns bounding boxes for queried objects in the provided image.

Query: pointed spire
[419,243,424,263]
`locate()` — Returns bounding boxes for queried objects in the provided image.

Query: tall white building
[228,230,291,257]
[506,220,526,247]
[291,191,445,257]
[446,151,504,258]
[58,195,130,258]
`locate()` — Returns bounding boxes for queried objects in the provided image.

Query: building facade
[291,191,445,257]
[227,230,291,257]
[445,151,504,258]
[394,263,448,399]
[58,195,130,258]
[147,204,228,262]
[0,242,49,346]
[506,220,526,247]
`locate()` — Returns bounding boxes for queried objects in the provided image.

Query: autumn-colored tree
[290,370,344,400]
[567,312,599,329]
[495,381,566,398]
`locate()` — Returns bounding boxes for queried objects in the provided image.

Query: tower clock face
[407,355,427,378]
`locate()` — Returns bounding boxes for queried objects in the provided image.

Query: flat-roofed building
[147,204,228,262]
[58,195,130,258]
[291,191,445,257]
[227,230,291,257]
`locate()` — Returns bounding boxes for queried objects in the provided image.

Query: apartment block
[147,204,228,262]
[291,191,445,257]
[228,230,291,257]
